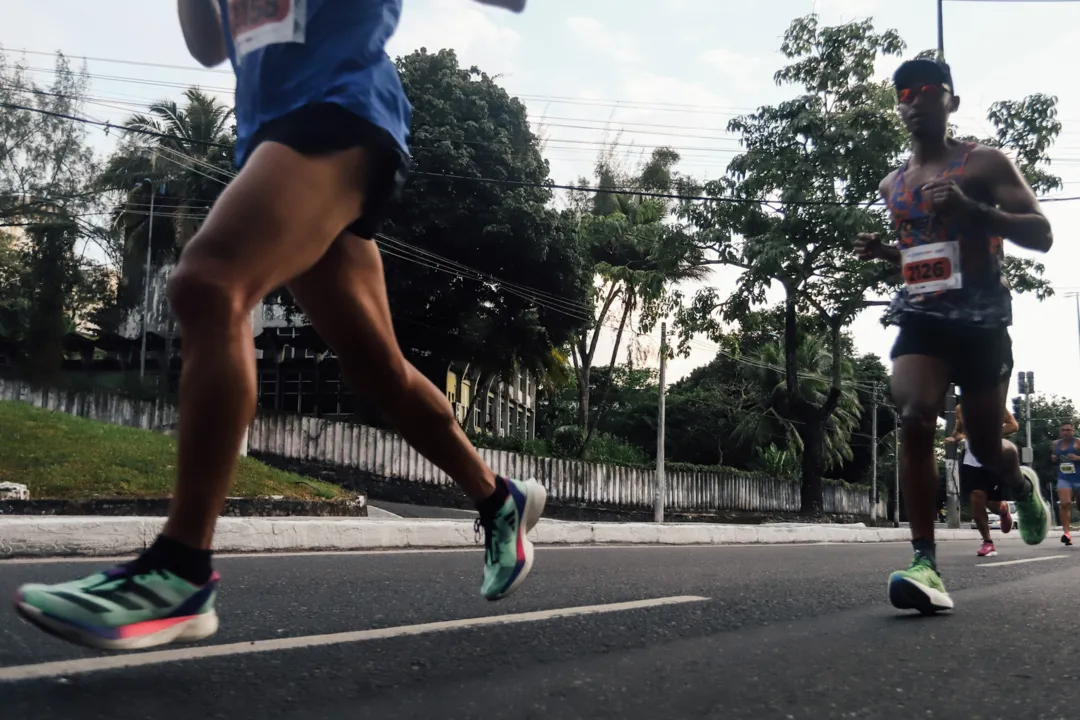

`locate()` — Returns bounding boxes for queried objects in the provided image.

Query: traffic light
[1017,371,1028,395]
[1012,396,1023,420]
[1026,371,1035,394]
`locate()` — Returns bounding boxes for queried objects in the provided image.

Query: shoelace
[474,516,497,564]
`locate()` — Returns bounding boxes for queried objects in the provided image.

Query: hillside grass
[0,401,343,500]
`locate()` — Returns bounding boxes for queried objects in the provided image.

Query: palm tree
[732,332,863,475]
[571,146,710,445]
[95,88,234,321]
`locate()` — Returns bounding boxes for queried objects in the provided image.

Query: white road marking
[979,554,1069,568]
[0,595,708,683]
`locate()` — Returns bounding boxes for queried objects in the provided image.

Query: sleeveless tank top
[217,0,412,167]
[1056,439,1078,480]
[883,143,1012,328]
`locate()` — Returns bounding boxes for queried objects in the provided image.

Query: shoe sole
[1018,466,1050,546]
[977,550,998,557]
[888,574,953,615]
[487,479,547,602]
[14,600,219,652]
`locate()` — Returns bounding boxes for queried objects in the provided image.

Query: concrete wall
[0,378,884,517]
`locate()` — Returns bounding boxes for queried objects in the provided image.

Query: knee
[167,259,250,331]
[899,404,938,443]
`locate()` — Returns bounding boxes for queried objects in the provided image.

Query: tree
[382,48,590,399]
[679,15,1058,513]
[568,146,708,450]
[95,88,235,326]
[0,51,99,227]
[1014,394,1079,489]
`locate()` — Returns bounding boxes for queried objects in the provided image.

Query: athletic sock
[912,538,937,569]
[130,534,214,586]
[476,477,510,519]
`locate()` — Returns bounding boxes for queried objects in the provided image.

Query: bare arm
[875,177,901,264]
[1051,443,1060,463]
[1001,409,1019,436]
[974,147,1053,253]
[178,0,228,67]
[950,406,966,442]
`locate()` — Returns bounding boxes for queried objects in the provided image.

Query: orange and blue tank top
[884,142,1011,328]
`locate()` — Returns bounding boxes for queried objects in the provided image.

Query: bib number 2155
[228,0,307,60]
[900,241,962,296]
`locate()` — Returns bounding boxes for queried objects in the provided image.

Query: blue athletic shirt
[216,0,412,167]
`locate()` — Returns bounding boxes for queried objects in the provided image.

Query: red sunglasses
[897,83,949,105]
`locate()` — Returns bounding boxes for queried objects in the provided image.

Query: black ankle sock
[476,477,510,518]
[133,535,213,586]
[912,539,937,568]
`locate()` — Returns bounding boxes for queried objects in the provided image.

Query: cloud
[564,16,641,65]
[391,0,522,73]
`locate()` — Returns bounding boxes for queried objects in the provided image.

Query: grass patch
[0,401,343,501]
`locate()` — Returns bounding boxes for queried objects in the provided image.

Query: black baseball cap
[893,58,954,94]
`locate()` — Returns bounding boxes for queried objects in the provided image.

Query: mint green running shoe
[1015,466,1050,546]
[14,565,219,651]
[888,551,953,615]
[476,477,547,601]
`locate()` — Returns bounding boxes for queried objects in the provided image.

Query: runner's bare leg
[163,142,377,549]
[286,234,495,501]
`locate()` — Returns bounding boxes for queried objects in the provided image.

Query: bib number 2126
[900,241,962,296]
[228,0,307,60]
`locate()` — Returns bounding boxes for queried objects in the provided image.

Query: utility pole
[1070,292,1080,364]
[944,386,960,529]
[138,179,157,381]
[871,383,880,521]
[937,0,945,59]
[654,322,667,523]
[894,409,901,527]
[1018,371,1034,466]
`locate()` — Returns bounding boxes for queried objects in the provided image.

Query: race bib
[1061,462,1075,474]
[901,242,962,296]
[228,0,307,60]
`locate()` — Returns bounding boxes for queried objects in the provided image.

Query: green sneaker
[13,565,219,651]
[1015,466,1050,545]
[475,477,547,601]
[888,551,953,614]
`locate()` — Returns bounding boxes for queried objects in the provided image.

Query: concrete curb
[0,517,989,559]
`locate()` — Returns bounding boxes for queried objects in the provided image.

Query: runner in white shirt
[948,402,1020,556]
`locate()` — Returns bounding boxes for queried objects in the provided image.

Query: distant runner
[948,401,1019,556]
[1051,421,1080,546]
[854,57,1052,614]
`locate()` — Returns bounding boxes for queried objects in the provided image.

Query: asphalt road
[2,536,1078,719]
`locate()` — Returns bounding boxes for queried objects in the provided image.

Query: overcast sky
[4,0,1080,404]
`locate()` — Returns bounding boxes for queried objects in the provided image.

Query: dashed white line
[0,595,709,683]
[978,554,1069,568]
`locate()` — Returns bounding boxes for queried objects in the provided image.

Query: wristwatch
[973,201,993,225]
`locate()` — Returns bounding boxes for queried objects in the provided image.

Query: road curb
[0,517,989,558]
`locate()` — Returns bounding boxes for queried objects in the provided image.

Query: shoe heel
[178,610,219,643]
[522,480,547,532]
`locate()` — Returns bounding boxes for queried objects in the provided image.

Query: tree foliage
[383,48,590,392]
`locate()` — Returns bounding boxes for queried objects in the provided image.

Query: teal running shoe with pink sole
[14,565,219,651]
[477,477,547,601]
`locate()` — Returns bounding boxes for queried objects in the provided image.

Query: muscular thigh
[176,142,374,309]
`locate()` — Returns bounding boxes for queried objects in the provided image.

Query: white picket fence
[0,378,884,516]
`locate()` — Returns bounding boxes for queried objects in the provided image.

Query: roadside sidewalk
[0,516,987,558]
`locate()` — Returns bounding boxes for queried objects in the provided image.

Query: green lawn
[0,401,343,500]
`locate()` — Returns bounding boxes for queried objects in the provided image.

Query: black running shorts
[244,103,409,239]
[890,314,1013,393]
[960,462,1003,503]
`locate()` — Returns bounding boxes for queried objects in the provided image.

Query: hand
[473,0,526,11]
[944,437,956,445]
[921,179,976,218]
[854,233,883,261]
[1068,454,1080,461]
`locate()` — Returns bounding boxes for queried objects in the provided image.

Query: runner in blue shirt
[1051,421,1080,546]
[13,0,545,652]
